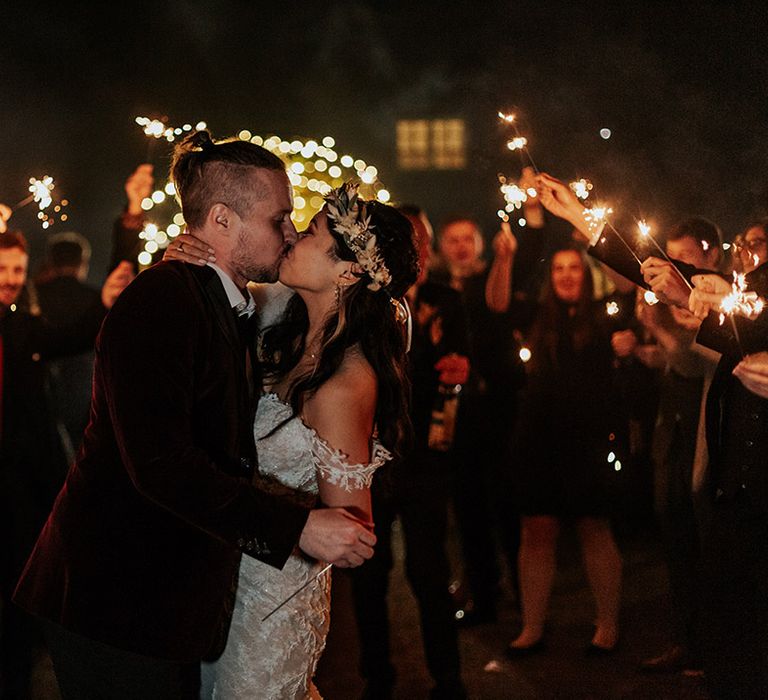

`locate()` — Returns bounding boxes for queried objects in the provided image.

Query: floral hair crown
[324,182,392,292]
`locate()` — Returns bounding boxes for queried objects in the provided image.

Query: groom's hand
[299,507,376,568]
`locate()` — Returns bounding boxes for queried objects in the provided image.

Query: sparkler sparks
[569,179,593,200]
[12,176,68,229]
[644,290,660,305]
[498,108,539,174]
[583,205,612,236]
[29,176,54,209]
[506,137,528,151]
[719,272,766,324]
[605,301,620,316]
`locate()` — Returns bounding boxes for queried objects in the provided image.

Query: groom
[13,133,376,698]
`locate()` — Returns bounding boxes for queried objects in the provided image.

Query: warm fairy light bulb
[377,189,391,203]
[519,347,532,363]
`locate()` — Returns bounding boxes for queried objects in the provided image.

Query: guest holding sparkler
[537,172,768,697]
[0,229,132,699]
[630,219,723,675]
[506,244,624,656]
[430,215,525,625]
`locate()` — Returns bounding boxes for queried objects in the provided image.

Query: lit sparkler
[498,109,540,174]
[11,176,69,229]
[569,179,593,200]
[719,272,765,324]
[606,301,620,316]
[716,271,765,358]
[637,219,693,290]
[644,290,660,305]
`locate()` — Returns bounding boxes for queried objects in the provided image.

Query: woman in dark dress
[509,245,623,654]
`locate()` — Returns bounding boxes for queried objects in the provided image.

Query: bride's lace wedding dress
[203,391,390,699]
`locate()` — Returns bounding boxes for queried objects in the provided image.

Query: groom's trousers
[44,620,200,699]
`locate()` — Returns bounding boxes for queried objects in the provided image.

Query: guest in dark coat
[0,230,130,699]
[35,232,103,457]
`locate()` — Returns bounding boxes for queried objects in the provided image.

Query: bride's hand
[163,234,216,265]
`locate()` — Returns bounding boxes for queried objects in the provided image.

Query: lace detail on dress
[311,436,392,491]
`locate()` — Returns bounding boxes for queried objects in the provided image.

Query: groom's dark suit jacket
[14,262,309,662]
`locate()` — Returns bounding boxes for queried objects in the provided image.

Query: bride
[167,182,418,698]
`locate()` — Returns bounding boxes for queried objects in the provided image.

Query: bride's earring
[334,283,342,308]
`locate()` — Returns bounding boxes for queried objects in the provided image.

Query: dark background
[1,0,766,282]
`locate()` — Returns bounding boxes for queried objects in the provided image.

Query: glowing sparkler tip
[498,111,516,123]
[637,220,651,237]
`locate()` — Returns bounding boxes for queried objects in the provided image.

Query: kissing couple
[15,130,419,699]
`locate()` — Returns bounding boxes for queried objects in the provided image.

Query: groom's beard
[237,242,293,284]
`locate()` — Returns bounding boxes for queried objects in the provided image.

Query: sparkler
[261,563,333,621]
[496,175,537,221]
[11,176,69,229]
[716,272,765,358]
[605,301,620,316]
[569,179,593,200]
[497,110,540,175]
[636,219,693,291]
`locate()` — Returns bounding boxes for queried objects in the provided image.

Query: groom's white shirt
[207,262,256,318]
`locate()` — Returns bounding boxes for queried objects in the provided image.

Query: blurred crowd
[2,160,768,699]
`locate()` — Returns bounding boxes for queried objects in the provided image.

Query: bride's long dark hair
[259,200,419,457]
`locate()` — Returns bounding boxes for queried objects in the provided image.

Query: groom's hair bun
[170,131,286,229]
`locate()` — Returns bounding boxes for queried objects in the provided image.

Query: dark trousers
[350,449,462,687]
[43,621,200,700]
[659,430,702,654]
[452,394,518,611]
[701,501,768,699]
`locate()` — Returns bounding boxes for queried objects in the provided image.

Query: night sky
[2,1,766,281]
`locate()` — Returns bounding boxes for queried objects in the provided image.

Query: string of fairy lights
[133,117,392,267]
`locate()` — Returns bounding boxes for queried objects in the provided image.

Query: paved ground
[316,520,710,700]
[25,517,709,699]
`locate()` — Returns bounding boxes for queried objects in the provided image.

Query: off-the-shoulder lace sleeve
[310,433,392,491]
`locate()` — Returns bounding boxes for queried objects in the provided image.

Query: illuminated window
[397,119,466,170]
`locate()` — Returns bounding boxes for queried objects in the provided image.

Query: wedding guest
[35,232,102,456]
[637,219,723,675]
[350,205,470,699]
[507,245,623,656]
[537,171,768,697]
[0,229,132,699]
[430,215,524,624]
